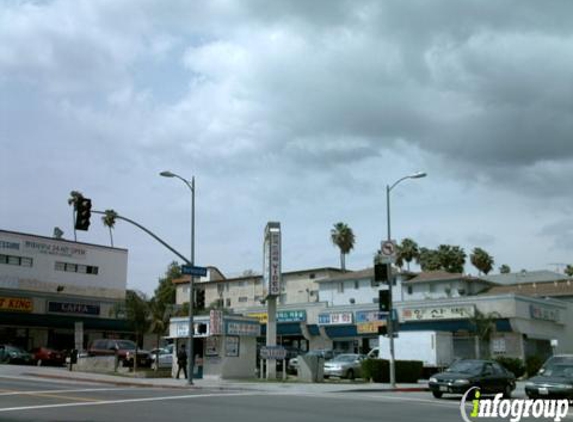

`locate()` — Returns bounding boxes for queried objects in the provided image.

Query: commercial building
[0,229,130,350]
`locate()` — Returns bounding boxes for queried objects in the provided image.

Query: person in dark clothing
[177,344,188,379]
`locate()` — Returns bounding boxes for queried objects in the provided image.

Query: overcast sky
[2,0,573,295]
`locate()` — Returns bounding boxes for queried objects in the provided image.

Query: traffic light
[374,263,391,284]
[74,198,92,231]
[195,289,205,310]
[378,289,391,312]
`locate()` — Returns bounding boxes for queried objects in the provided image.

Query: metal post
[188,176,195,385]
[386,185,396,388]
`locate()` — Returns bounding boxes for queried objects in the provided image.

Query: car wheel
[503,384,512,399]
[36,359,42,366]
[432,391,443,399]
[347,369,355,380]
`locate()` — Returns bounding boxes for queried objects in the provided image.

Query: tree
[330,222,356,272]
[397,238,420,271]
[148,297,173,370]
[101,209,118,247]
[154,261,181,306]
[470,310,501,358]
[499,264,511,274]
[437,245,466,273]
[565,265,573,277]
[417,247,442,271]
[470,247,494,275]
[124,290,150,373]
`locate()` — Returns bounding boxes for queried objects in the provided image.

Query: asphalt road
[0,374,568,422]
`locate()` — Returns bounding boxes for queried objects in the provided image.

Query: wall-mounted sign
[246,310,307,324]
[263,222,281,297]
[48,301,100,316]
[210,310,224,335]
[530,304,560,322]
[226,320,261,337]
[225,336,240,357]
[24,240,86,259]
[355,310,385,323]
[318,312,353,325]
[0,297,33,312]
[205,337,218,357]
[247,312,268,324]
[357,320,386,334]
[175,322,210,338]
[401,305,475,322]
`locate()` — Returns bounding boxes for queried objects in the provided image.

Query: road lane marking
[0,387,151,396]
[0,392,258,412]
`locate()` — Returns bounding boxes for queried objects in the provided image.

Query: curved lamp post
[386,171,426,388]
[160,170,195,385]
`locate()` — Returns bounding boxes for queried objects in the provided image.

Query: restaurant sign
[48,301,100,316]
[0,296,33,312]
[401,305,475,322]
[318,312,353,325]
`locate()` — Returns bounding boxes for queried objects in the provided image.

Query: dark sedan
[429,359,516,399]
[526,360,573,400]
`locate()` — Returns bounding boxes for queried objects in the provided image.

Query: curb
[22,373,196,390]
[339,387,430,393]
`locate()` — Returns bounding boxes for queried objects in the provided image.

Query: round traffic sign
[381,241,396,256]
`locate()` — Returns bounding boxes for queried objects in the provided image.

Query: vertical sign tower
[263,222,282,379]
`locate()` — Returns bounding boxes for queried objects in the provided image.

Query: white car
[150,344,174,370]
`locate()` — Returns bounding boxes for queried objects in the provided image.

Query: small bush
[361,359,423,383]
[495,356,525,378]
[526,356,544,377]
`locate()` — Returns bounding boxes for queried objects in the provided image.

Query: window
[429,283,436,293]
[337,282,344,293]
[55,261,98,275]
[225,298,231,307]
[238,297,248,303]
[0,254,34,267]
[407,286,413,295]
[354,281,359,290]
[309,273,315,279]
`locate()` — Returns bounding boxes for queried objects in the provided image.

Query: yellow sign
[247,312,268,324]
[0,297,33,312]
[356,320,385,334]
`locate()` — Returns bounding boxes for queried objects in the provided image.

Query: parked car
[428,359,516,399]
[30,347,65,366]
[526,355,573,399]
[150,344,174,370]
[324,353,365,380]
[288,349,335,374]
[0,345,33,365]
[87,339,152,368]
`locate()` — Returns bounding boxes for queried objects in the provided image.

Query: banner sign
[401,305,475,322]
[263,222,282,297]
[209,310,224,335]
[357,320,386,334]
[24,240,86,259]
[318,312,353,325]
[260,346,286,360]
[48,301,100,316]
[247,310,306,324]
[226,320,261,337]
[355,310,385,323]
[0,297,33,312]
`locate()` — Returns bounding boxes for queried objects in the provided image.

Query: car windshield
[542,364,573,378]
[332,354,359,362]
[116,341,136,350]
[543,357,573,369]
[445,361,484,374]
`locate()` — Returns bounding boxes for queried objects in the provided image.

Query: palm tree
[470,310,501,358]
[437,244,466,273]
[470,247,494,275]
[101,209,118,247]
[417,247,441,271]
[67,190,84,241]
[499,264,511,274]
[330,222,355,272]
[398,238,420,271]
[565,265,573,277]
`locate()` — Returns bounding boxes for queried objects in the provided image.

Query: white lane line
[0,392,258,413]
[0,387,147,396]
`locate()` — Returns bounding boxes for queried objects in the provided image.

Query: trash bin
[193,356,203,379]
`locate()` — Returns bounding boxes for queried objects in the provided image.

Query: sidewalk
[4,364,429,393]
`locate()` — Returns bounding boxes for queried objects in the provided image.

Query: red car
[30,347,65,366]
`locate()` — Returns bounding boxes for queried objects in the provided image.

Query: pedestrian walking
[176,344,188,379]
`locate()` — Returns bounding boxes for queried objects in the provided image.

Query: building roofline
[0,229,128,253]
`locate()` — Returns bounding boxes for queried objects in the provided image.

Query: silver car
[324,354,364,380]
[150,344,174,370]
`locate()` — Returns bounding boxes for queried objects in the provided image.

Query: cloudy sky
[1,0,573,295]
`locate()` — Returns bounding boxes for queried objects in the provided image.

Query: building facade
[0,230,130,350]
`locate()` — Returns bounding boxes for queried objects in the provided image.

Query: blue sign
[48,301,100,316]
[277,310,306,323]
[181,265,208,277]
[355,310,386,323]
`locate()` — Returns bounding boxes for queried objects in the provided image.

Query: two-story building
[0,229,130,350]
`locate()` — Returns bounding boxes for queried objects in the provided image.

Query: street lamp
[160,170,195,385]
[386,171,426,388]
